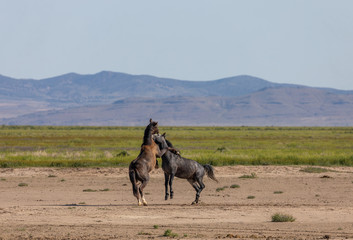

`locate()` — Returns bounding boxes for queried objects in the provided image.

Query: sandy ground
[1,166,353,240]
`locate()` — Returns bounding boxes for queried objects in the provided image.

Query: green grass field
[0,125,353,168]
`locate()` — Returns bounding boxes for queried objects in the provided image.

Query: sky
[1,0,353,90]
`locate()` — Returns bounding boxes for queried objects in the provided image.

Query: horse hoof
[143,202,148,206]
[191,201,197,205]
[165,197,168,200]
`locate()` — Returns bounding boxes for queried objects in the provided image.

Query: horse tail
[203,164,218,183]
[129,163,139,198]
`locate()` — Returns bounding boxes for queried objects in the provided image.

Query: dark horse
[128,119,163,206]
[153,133,218,204]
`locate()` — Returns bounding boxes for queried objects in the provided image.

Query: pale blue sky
[1,0,353,90]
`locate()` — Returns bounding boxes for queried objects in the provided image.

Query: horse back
[166,154,204,179]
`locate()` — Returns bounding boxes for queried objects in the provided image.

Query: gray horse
[153,133,218,204]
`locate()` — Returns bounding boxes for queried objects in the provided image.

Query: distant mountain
[0,72,281,118]
[0,71,281,102]
[0,71,282,119]
[1,71,353,126]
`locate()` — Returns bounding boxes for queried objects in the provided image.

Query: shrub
[163,229,178,238]
[271,213,295,222]
[99,188,110,192]
[83,189,97,192]
[216,187,225,192]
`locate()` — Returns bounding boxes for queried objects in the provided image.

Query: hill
[1,72,353,126]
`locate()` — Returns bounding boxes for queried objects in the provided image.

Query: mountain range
[1,71,353,126]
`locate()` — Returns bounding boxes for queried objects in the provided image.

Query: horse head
[153,133,180,155]
[142,119,159,146]
[152,133,168,150]
[149,118,159,134]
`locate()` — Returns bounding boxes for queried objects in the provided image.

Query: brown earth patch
[1,166,353,239]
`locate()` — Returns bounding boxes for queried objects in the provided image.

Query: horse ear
[162,132,166,137]
[149,118,152,123]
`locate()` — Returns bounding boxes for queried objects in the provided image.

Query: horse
[153,133,218,204]
[128,119,163,206]
[128,119,179,206]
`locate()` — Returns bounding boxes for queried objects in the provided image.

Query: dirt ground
[1,166,353,240]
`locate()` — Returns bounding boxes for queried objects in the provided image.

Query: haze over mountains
[1,71,353,126]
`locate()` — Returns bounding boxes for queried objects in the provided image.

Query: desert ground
[1,166,353,240]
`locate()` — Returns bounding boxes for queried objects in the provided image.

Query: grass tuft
[216,186,229,192]
[163,229,178,238]
[239,173,257,179]
[99,188,110,192]
[83,189,97,192]
[271,213,296,222]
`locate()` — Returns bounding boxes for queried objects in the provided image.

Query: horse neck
[159,139,169,150]
[142,124,153,145]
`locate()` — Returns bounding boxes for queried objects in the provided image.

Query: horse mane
[165,139,174,148]
[142,122,153,145]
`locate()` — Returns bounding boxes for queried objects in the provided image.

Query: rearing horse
[128,119,166,206]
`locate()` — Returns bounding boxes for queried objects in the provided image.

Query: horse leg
[164,172,169,200]
[187,179,200,205]
[139,176,150,206]
[195,178,205,204]
[133,183,142,206]
[129,168,142,205]
[136,183,143,206]
[169,174,175,199]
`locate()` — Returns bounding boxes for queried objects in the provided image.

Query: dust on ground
[1,166,353,239]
